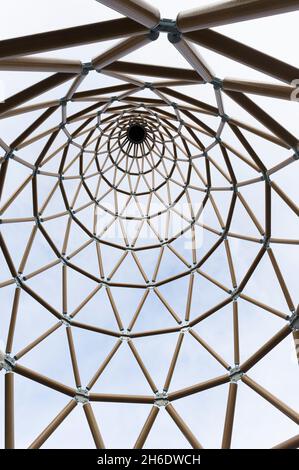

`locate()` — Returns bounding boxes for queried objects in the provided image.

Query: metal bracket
[61,313,72,327]
[152,18,181,44]
[110,95,119,103]
[143,82,154,90]
[289,311,299,330]
[35,215,43,226]
[262,235,271,250]
[68,208,75,216]
[59,97,68,106]
[229,366,243,383]
[181,321,190,333]
[14,275,24,288]
[212,78,223,90]
[148,29,159,41]
[168,31,182,44]
[157,19,177,33]
[120,330,131,342]
[147,283,156,291]
[75,387,89,404]
[4,150,15,161]
[263,172,271,184]
[82,62,93,75]
[220,227,228,240]
[292,147,299,160]
[231,287,240,302]
[0,353,16,372]
[154,391,169,407]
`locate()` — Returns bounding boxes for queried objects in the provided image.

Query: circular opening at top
[127,124,146,144]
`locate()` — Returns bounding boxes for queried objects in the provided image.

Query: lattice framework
[0,0,299,450]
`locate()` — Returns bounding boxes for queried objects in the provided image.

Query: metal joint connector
[289,312,299,331]
[143,82,153,90]
[14,275,24,288]
[181,321,190,333]
[35,215,42,226]
[120,330,130,342]
[148,29,159,41]
[82,62,93,75]
[59,97,68,106]
[221,228,228,240]
[4,150,15,161]
[75,387,89,404]
[61,313,72,326]
[168,31,182,44]
[229,366,243,383]
[157,19,177,33]
[110,96,119,103]
[212,78,223,90]
[60,256,69,266]
[154,391,169,408]
[263,172,271,184]
[155,19,181,43]
[292,147,299,160]
[262,235,270,249]
[147,283,156,292]
[231,287,240,302]
[0,352,16,372]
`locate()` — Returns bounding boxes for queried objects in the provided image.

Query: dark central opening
[127,124,146,144]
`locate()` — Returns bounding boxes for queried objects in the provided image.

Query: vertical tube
[6,288,21,354]
[293,330,299,365]
[83,403,105,449]
[134,406,159,449]
[5,372,14,449]
[221,382,238,449]
[233,301,240,365]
